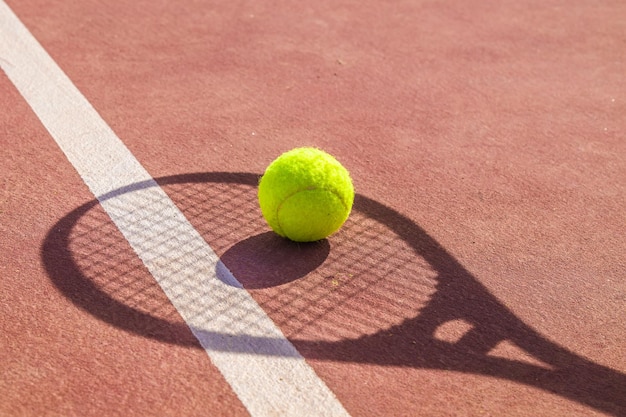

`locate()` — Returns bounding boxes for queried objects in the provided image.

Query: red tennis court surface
[1,0,625,416]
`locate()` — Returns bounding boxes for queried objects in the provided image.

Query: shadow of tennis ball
[219,232,330,289]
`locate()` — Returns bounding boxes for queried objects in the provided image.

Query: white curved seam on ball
[274,186,351,239]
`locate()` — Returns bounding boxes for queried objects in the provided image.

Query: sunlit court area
[1,0,625,416]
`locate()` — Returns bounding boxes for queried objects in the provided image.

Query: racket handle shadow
[296,277,626,416]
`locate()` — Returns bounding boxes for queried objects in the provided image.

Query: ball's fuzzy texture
[258,147,354,242]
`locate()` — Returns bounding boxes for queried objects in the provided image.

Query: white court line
[0,2,350,416]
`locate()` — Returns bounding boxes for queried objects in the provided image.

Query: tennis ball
[258,147,354,242]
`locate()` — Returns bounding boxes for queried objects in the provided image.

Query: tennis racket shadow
[42,172,625,416]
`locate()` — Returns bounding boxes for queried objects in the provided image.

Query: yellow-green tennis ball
[258,147,354,242]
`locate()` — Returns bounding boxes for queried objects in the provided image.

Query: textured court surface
[1,0,625,416]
